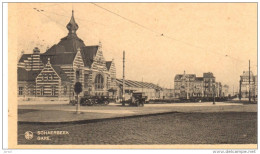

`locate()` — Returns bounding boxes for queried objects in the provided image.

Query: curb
[18,111,181,125]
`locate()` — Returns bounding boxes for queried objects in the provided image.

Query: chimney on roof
[33,47,40,54]
[47,58,50,64]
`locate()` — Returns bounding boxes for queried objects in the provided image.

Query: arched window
[95,74,104,90]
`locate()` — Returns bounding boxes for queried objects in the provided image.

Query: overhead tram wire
[38,3,246,65]
[91,3,247,64]
[40,9,108,27]
[34,7,121,58]
[33,9,67,34]
[35,4,251,68]
[91,3,158,35]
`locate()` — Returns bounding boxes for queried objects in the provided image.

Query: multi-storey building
[17,11,117,100]
[174,71,223,99]
[193,77,204,97]
[215,82,222,97]
[239,71,257,98]
[222,85,230,97]
[174,71,196,99]
[203,72,216,97]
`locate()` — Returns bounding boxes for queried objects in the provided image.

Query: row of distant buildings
[174,71,229,99]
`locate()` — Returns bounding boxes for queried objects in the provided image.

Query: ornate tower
[66,10,79,35]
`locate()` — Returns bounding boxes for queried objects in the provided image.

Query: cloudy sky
[9,3,257,91]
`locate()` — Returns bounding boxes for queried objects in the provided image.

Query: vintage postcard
[5,2,257,149]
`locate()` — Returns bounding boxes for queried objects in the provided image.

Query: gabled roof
[19,54,32,62]
[52,65,70,82]
[40,53,76,65]
[17,67,41,81]
[80,45,99,68]
[43,44,67,55]
[106,61,112,70]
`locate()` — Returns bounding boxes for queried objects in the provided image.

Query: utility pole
[233,85,234,97]
[249,60,251,103]
[239,79,242,101]
[213,83,216,105]
[122,51,125,106]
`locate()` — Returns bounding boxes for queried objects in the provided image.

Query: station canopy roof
[116,79,162,90]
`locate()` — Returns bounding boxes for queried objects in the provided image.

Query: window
[28,86,35,95]
[64,86,67,95]
[107,77,109,88]
[84,74,89,88]
[40,86,44,96]
[19,87,24,95]
[76,70,80,81]
[95,74,104,90]
[51,86,56,96]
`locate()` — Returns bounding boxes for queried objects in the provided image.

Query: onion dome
[66,10,79,34]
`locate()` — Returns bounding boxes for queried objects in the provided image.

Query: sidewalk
[18,102,257,123]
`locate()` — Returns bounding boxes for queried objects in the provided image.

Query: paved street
[18,102,256,122]
[18,112,257,144]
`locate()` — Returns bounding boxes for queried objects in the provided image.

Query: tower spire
[66,10,79,34]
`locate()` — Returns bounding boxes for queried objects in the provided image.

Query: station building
[17,11,117,100]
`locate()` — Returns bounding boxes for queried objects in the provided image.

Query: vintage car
[128,92,147,107]
[69,95,109,106]
[80,95,109,106]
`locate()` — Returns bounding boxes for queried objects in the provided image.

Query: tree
[74,82,82,114]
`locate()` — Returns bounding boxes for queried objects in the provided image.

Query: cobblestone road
[18,112,257,145]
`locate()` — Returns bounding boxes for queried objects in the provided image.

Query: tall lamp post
[122,51,125,106]
[213,83,216,105]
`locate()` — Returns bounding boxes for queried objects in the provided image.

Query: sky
[9,3,257,91]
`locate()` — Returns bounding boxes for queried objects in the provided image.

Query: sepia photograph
[3,1,258,150]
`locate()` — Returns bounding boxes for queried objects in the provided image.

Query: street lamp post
[213,83,216,105]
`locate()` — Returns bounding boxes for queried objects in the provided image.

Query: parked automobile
[127,92,147,107]
[80,95,109,106]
